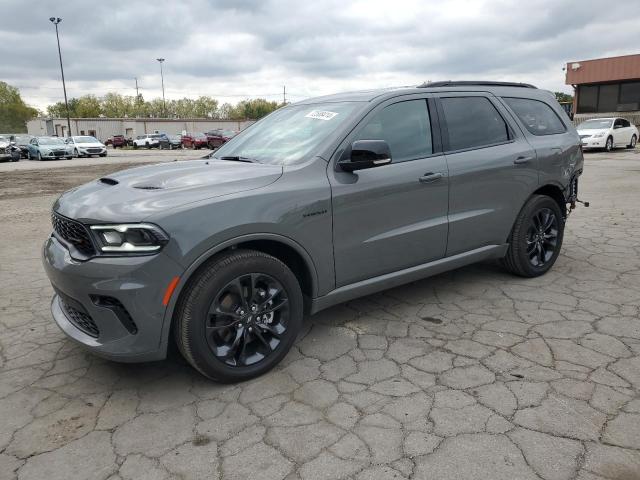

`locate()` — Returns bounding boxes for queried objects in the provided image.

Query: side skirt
[309,244,508,314]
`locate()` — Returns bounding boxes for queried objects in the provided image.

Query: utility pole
[49,17,72,137]
[283,85,286,104]
[135,77,139,97]
[156,58,166,117]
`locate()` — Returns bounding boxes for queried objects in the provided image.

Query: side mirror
[338,140,392,172]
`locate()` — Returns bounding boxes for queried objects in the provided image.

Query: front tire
[605,136,613,152]
[628,135,637,149]
[174,249,303,382]
[503,195,565,277]
[37,151,43,161]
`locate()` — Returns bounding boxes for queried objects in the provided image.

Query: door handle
[419,172,443,183]
[514,156,534,165]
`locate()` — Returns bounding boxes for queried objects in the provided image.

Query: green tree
[74,95,102,117]
[228,98,281,120]
[0,82,38,132]
[555,92,573,103]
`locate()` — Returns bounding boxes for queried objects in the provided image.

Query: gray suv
[43,81,584,382]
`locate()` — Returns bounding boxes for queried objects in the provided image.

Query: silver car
[43,81,585,382]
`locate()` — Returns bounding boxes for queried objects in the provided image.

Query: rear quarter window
[503,97,566,136]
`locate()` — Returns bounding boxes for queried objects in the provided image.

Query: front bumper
[42,235,183,362]
[78,147,107,155]
[581,137,606,149]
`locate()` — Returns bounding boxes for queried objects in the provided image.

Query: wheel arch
[532,183,566,217]
[159,233,319,357]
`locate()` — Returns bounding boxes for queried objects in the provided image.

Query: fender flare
[156,232,320,355]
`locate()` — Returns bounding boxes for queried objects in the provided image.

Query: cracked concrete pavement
[1,149,640,479]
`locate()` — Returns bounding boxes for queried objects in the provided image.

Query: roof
[565,53,640,85]
[294,81,544,105]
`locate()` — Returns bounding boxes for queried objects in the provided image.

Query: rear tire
[174,249,303,382]
[503,195,565,277]
[628,135,637,149]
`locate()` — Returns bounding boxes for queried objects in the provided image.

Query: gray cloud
[2,0,639,110]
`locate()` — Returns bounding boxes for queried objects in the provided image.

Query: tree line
[45,93,283,120]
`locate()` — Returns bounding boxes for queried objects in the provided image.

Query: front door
[329,97,449,287]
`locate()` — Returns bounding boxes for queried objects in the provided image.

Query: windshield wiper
[218,156,258,163]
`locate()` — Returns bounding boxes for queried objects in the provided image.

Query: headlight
[89,224,169,254]
[593,132,606,138]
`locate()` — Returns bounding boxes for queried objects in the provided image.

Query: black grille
[87,148,102,153]
[60,297,99,337]
[51,212,96,256]
[91,295,138,334]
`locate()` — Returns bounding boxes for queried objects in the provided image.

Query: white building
[27,117,255,141]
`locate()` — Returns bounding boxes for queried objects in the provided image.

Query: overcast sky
[2,0,639,111]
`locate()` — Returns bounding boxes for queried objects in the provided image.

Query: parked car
[159,134,183,150]
[577,117,638,151]
[26,136,73,160]
[0,135,21,162]
[205,129,237,149]
[182,132,209,149]
[133,134,163,149]
[66,136,107,158]
[43,81,584,382]
[106,135,129,148]
[10,134,34,158]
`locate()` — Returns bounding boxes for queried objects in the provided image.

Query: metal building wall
[27,118,255,140]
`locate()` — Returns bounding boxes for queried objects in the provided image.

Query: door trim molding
[310,243,508,314]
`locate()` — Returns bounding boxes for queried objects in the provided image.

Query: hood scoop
[99,177,119,186]
[133,184,163,190]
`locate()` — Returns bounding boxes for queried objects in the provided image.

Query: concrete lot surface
[1,149,639,479]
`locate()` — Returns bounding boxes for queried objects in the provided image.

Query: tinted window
[621,119,631,128]
[441,97,509,151]
[504,97,566,136]
[598,84,619,112]
[577,85,598,113]
[355,100,432,162]
[619,82,640,106]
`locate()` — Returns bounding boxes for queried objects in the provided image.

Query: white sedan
[577,117,638,151]
[66,136,107,157]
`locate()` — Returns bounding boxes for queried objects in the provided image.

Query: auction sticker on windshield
[305,110,339,121]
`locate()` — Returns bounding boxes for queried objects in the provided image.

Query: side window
[622,119,631,128]
[354,99,432,162]
[503,97,566,136]
[440,97,510,151]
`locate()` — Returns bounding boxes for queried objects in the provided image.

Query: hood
[75,142,104,148]
[54,159,283,223]
[0,141,9,148]
[577,128,608,136]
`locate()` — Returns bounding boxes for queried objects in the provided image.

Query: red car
[205,129,237,149]
[105,135,128,148]
[181,133,209,149]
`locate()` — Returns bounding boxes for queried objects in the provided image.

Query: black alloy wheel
[503,194,565,277]
[206,273,289,367]
[174,249,303,382]
[525,208,559,268]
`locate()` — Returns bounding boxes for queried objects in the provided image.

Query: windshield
[214,102,359,164]
[72,136,99,143]
[39,137,66,145]
[0,135,9,142]
[578,119,613,130]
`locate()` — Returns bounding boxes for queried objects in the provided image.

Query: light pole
[156,58,166,117]
[49,17,72,136]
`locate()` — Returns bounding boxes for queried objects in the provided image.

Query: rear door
[613,118,626,146]
[435,93,539,256]
[329,95,450,286]
[500,95,580,198]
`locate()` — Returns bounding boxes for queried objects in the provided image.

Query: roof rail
[418,80,538,89]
